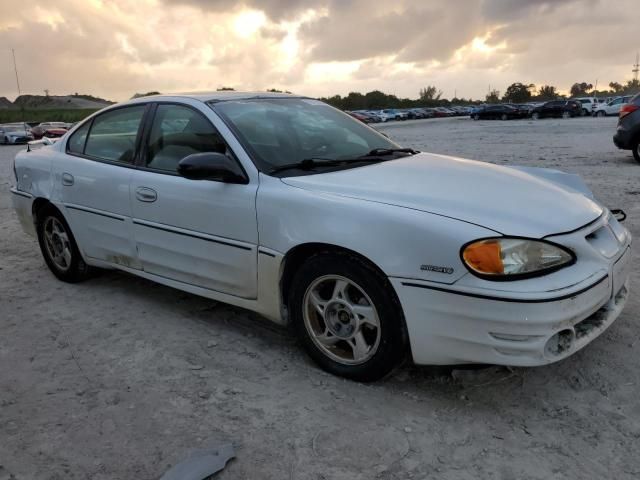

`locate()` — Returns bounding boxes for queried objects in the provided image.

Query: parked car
[1,124,34,144]
[572,97,599,116]
[471,104,527,120]
[531,100,582,119]
[346,111,372,123]
[612,92,640,162]
[433,107,454,117]
[10,92,632,381]
[30,122,71,140]
[594,96,632,117]
[406,108,430,119]
[417,108,435,118]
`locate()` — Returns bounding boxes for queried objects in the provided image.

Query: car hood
[281,152,603,237]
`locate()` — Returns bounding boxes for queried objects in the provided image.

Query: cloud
[0,0,637,102]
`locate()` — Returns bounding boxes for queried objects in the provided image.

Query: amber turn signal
[462,239,504,275]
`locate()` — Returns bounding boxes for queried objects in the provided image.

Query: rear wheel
[289,252,407,382]
[36,206,92,282]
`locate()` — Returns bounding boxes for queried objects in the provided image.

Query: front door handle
[135,186,157,203]
[62,173,74,186]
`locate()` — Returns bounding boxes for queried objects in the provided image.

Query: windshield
[211,98,399,173]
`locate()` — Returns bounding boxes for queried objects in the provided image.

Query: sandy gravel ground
[1,116,639,480]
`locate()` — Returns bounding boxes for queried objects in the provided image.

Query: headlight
[461,238,574,280]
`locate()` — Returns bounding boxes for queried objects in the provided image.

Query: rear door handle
[62,173,74,186]
[135,186,157,203]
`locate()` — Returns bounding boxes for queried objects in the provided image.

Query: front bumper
[392,244,632,366]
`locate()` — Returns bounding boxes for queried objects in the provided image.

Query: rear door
[53,105,148,268]
[129,102,259,298]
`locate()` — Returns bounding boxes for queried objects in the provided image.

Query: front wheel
[289,252,407,382]
[36,206,92,282]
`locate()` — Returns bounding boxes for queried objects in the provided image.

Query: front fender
[257,174,496,284]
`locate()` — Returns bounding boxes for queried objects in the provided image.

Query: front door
[53,105,147,268]
[130,103,259,298]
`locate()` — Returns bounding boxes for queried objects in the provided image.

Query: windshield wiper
[360,147,419,157]
[269,157,386,174]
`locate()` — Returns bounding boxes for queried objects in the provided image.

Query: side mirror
[177,152,248,184]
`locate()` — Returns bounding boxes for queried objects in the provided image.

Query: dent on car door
[130,103,259,299]
[55,105,147,268]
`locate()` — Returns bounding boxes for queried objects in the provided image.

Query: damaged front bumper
[392,213,633,366]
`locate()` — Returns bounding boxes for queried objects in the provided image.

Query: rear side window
[84,106,146,164]
[67,121,90,154]
[145,104,228,173]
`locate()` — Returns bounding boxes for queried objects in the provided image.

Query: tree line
[319,78,640,110]
[132,79,640,112]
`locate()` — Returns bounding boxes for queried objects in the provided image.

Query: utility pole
[12,48,21,96]
[633,52,639,83]
[11,48,26,129]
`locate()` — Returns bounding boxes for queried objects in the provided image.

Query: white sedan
[10,92,632,381]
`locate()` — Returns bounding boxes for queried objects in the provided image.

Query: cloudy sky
[0,0,638,101]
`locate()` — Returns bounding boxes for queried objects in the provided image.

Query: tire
[473,114,480,121]
[2,136,8,145]
[532,112,540,120]
[562,111,570,119]
[582,109,589,116]
[596,110,606,117]
[500,114,508,121]
[36,206,92,283]
[632,138,640,163]
[289,252,407,382]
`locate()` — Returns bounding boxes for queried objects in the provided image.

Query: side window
[84,106,146,164]
[146,104,227,173]
[67,121,91,154]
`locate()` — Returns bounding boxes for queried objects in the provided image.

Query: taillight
[620,104,639,118]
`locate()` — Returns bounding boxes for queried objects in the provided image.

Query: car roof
[127,91,303,103]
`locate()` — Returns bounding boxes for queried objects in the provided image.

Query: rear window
[84,106,145,164]
[67,121,91,154]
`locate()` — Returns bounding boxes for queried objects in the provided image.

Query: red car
[346,111,370,123]
[30,122,70,140]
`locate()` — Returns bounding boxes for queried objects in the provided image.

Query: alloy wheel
[43,216,73,271]
[303,275,381,365]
